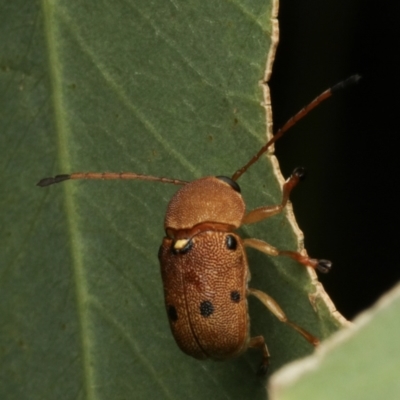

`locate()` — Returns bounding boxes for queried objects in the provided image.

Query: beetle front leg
[242,167,305,225]
[248,288,320,346]
[243,238,332,273]
[248,335,270,374]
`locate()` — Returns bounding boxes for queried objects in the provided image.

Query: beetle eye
[215,176,241,193]
[225,235,237,250]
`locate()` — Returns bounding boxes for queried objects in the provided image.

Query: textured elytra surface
[160,231,249,360]
[1,1,345,399]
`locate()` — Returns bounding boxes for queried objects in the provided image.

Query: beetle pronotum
[38,75,359,372]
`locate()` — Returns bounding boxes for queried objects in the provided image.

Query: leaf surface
[269,284,400,400]
[0,1,344,399]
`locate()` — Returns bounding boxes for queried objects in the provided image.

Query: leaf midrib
[42,1,95,398]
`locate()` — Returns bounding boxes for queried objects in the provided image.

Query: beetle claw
[317,259,332,273]
[292,166,307,180]
[257,361,269,376]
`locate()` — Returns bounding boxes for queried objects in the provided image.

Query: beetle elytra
[38,75,360,372]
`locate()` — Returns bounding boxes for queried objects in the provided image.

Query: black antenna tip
[331,74,362,94]
[37,174,70,187]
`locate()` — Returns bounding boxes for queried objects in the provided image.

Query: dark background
[268,0,399,319]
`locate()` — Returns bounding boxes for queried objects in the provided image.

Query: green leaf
[0,1,345,399]
[269,283,400,400]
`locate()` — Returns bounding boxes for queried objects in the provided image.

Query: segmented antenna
[38,76,360,187]
[231,74,361,181]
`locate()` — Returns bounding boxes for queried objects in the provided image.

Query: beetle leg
[248,335,270,374]
[248,288,320,346]
[243,238,331,273]
[241,167,304,225]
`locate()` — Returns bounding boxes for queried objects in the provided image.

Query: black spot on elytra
[230,291,240,303]
[226,235,237,250]
[167,305,178,322]
[200,300,214,317]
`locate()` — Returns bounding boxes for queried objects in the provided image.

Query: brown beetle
[38,75,359,372]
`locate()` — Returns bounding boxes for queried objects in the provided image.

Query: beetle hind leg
[248,288,320,346]
[248,336,270,374]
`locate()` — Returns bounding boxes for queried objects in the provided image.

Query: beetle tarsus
[292,166,306,180]
[316,259,332,273]
[257,361,269,376]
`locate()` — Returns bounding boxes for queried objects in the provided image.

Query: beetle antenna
[231,74,361,181]
[37,172,188,187]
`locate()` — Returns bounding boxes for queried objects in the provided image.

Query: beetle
[38,75,359,372]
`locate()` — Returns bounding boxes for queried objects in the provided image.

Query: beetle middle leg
[248,288,320,346]
[243,238,331,273]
